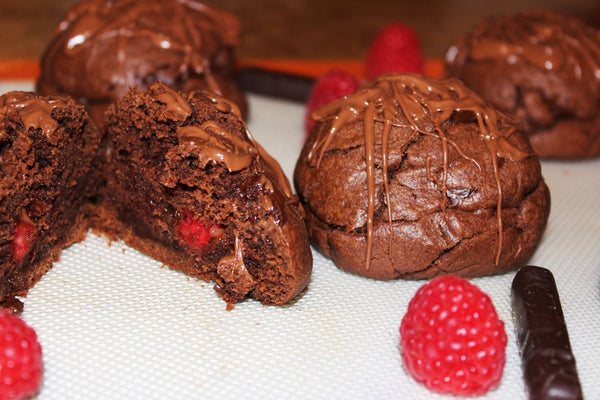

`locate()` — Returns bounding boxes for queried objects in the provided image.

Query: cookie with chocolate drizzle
[446,10,600,159]
[294,74,550,280]
[36,0,246,127]
[93,82,312,306]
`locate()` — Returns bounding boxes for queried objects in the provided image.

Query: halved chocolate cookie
[94,82,311,305]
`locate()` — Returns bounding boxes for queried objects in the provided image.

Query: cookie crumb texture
[445,11,600,159]
[93,82,311,305]
[294,74,550,279]
[0,91,102,307]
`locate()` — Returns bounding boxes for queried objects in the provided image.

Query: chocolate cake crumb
[0,91,103,308]
[93,82,312,305]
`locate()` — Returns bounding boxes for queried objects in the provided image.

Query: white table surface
[2,81,599,400]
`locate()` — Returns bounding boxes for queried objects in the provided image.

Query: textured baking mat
[2,81,599,400]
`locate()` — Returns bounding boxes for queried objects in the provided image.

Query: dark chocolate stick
[511,265,583,400]
[236,67,315,102]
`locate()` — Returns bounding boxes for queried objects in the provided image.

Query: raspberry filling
[12,221,36,261]
[177,211,223,251]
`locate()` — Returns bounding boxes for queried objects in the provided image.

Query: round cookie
[445,10,600,159]
[294,74,550,280]
[36,0,246,127]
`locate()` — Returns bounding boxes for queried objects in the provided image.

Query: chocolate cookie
[36,0,246,127]
[0,92,102,311]
[294,74,550,280]
[93,82,312,305]
[445,10,600,159]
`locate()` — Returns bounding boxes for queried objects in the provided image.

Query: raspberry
[305,69,359,135]
[11,222,36,262]
[177,211,223,251]
[365,22,425,80]
[0,310,43,400]
[399,276,506,396]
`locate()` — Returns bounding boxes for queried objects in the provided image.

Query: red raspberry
[365,22,425,80]
[178,211,223,251]
[0,310,43,400]
[11,222,36,262]
[305,69,359,135]
[400,276,507,396]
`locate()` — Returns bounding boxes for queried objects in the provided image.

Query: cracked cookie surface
[445,10,600,159]
[294,74,550,279]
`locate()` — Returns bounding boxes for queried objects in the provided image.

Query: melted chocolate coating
[295,73,550,279]
[36,0,246,126]
[94,82,311,305]
[1,91,103,310]
[446,11,600,159]
[0,91,61,137]
[511,266,583,400]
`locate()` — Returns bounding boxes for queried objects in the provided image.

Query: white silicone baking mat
[2,81,599,400]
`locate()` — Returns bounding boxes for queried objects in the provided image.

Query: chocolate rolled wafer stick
[511,265,583,400]
[236,67,315,102]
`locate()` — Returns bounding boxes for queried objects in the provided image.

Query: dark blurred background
[1,0,599,60]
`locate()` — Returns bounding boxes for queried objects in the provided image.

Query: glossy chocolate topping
[152,83,293,199]
[512,266,583,400]
[446,11,600,88]
[156,84,193,121]
[194,89,294,198]
[102,81,311,305]
[177,124,256,172]
[0,91,61,137]
[37,0,240,103]
[216,234,254,297]
[309,74,532,270]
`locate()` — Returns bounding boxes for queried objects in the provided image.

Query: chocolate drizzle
[177,123,256,172]
[216,234,254,297]
[41,0,240,99]
[309,74,532,270]
[156,85,192,120]
[446,11,600,86]
[151,83,294,201]
[0,92,60,136]
[194,89,294,198]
